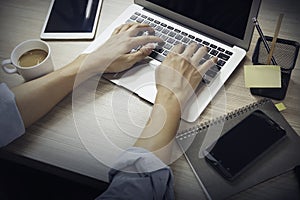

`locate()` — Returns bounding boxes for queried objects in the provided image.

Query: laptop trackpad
[106,62,205,122]
[109,63,157,104]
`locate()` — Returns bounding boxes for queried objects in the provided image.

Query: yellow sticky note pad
[275,102,287,111]
[244,65,281,88]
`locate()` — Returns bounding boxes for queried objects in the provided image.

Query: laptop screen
[137,0,261,50]
[146,0,253,40]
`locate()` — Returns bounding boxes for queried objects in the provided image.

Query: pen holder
[251,36,300,100]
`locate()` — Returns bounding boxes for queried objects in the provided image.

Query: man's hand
[83,23,163,74]
[155,43,217,108]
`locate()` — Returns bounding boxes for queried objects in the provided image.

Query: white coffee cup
[1,39,54,81]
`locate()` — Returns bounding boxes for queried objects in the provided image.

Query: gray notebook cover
[176,99,300,200]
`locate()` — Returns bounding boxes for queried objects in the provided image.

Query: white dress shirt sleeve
[97,147,175,200]
[0,83,25,147]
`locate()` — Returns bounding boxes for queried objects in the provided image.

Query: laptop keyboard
[127,12,233,85]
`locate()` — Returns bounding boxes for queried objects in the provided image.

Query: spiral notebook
[176,99,300,200]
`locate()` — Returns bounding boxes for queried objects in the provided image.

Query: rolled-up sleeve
[97,147,175,200]
[0,83,25,147]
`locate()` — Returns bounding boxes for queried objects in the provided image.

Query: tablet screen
[44,0,100,33]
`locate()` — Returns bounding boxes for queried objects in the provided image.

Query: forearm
[12,54,94,128]
[134,88,181,161]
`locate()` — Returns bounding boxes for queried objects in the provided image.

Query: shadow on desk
[0,158,108,200]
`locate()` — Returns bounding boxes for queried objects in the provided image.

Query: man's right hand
[155,43,217,109]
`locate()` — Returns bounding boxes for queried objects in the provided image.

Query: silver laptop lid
[135,0,261,50]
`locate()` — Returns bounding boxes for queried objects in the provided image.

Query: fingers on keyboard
[128,12,233,85]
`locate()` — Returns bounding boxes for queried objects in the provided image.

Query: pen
[85,0,93,19]
[252,17,277,65]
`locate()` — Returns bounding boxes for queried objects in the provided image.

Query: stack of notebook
[176,99,300,199]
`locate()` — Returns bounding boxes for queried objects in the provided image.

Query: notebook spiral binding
[176,98,270,140]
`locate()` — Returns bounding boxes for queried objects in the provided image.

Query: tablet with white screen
[40,0,102,40]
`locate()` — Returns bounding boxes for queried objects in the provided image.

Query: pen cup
[251,36,300,100]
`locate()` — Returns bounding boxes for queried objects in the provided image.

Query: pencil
[266,14,284,65]
[252,17,277,65]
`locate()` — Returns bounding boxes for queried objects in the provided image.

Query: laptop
[83,0,261,122]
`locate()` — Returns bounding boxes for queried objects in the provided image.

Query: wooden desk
[1,0,299,199]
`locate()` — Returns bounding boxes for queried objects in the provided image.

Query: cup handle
[1,59,17,74]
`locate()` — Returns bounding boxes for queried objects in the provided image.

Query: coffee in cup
[18,49,48,68]
[1,39,54,81]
